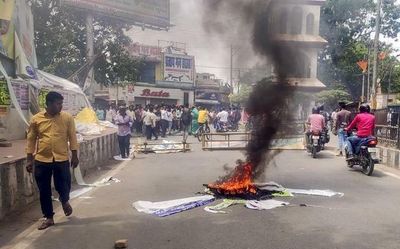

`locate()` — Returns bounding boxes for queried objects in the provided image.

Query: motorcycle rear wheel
[362,156,374,176]
[312,147,317,158]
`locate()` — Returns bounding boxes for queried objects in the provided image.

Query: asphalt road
[3,137,400,249]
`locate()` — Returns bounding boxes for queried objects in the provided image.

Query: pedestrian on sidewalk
[144,107,158,140]
[115,105,133,158]
[334,102,351,156]
[26,91,79,230]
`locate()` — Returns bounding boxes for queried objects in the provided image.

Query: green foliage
[32,0,141,86]
[316,89,352,110]
[319,0,400,99]
[230,85,253,104]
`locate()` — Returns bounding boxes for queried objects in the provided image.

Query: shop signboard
[195,91,220,101]
[127,43,162,61]
[62,0,170,29]
[163,54,195,83]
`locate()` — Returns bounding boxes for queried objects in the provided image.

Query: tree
[316,89,352,111]
[319,0,400,99]
[230,85,253,104]
[32,0,142,86]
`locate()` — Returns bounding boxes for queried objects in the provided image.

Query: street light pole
[230,44,233,93]
[371,0,383,109]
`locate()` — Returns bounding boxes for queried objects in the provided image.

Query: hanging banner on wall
[11,81,29,110]
[0,0,15,60]
[14,0,38,68]
[163,54,195,83]
[0,77,11,116]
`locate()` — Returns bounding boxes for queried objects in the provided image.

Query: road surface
[2,137,400,249]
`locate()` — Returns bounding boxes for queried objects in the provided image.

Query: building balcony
[272,34,327,48]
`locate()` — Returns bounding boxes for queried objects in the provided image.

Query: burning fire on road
[202,0,299,199]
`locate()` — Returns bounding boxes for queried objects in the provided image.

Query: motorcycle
[306,131,324,158]
[216,119,239,132]
[344,131,379,176]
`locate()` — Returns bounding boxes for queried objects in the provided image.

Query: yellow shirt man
[26,111,79,163]
[198,110,209,124]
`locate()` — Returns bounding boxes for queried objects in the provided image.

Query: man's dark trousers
[34,160,71,218]
[118,135,131,158]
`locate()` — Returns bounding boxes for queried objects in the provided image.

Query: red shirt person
[345,105,375,159]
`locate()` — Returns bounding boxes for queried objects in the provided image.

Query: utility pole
[361,55,366,102]
[367,47,371,102]
[230,45,233,93]
[371,0,382,109]
[237,69,241,94]
[85,13,95,103]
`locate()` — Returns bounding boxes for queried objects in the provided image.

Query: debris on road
[286,189,344,197]
[74,165,121,187]
[113,155,133,161]
[245,200,289,210]
[133,195,215,217]
[204,199,247,214]
[114,239,128,249]
[135,140,190,154]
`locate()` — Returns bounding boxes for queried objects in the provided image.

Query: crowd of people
[95,104,245,153]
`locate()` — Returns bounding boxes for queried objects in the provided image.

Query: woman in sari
[191,106,199,135]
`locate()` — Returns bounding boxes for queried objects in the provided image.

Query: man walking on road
[26,91,79,230]
[181,105,192,141]
[115,105,133,158]
[334,102,351,156]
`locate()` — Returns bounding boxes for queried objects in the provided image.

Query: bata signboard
[164,54,195,83]
[62,0,170,29]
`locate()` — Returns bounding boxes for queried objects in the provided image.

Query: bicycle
[195,122,211,142]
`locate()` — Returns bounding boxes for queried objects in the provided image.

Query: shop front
[107,85,194,107]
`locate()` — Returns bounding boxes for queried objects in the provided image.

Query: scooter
[344,131,379,176]
[306,131,323,158]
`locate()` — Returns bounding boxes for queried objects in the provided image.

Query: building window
[291,7,303,35]
[306,13,314,35]
[278,8,288,34]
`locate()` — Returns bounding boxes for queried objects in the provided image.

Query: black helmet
[312,107,319,114]
[359,104,370,113]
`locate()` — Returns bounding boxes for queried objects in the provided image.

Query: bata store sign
[133,86,182,99]
[140,88,170,98]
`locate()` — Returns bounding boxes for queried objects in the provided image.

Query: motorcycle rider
[344,104,375,161]
[216,108,229,131]
[305,107,326,146]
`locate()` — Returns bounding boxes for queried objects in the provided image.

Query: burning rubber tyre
[362,157,374,176]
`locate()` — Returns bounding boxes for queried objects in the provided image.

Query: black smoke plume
[203,0,298,178]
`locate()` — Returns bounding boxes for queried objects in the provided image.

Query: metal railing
[375,125,399,149]
[201,131,304,151]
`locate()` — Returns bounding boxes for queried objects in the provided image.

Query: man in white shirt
[160,106,169,137]
[143,107,158,140]
[217,108,229,124]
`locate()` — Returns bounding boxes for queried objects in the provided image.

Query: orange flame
[208,162,258,195]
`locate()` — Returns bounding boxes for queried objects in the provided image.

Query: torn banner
[133,195,215,217]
